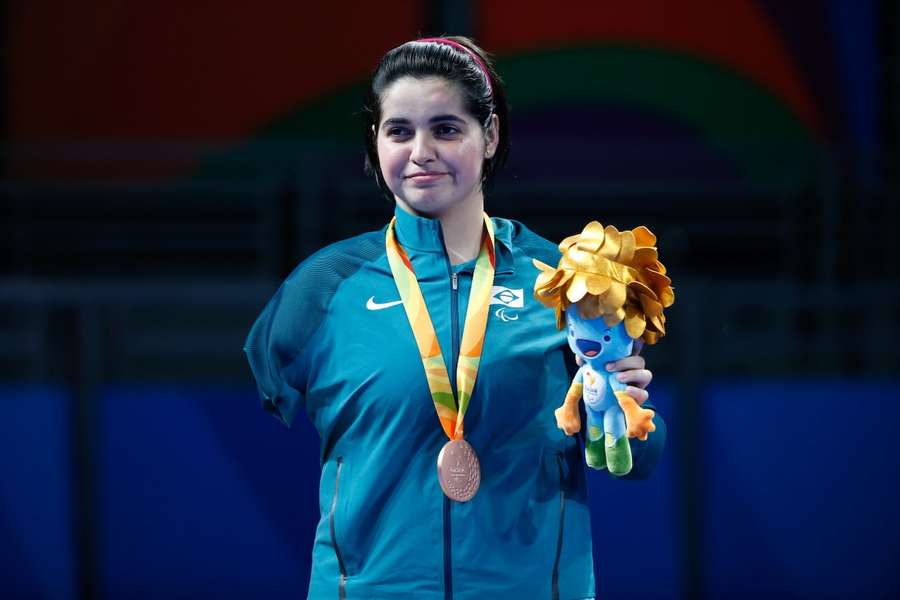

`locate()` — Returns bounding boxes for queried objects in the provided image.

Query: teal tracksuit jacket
[244,206,666,599]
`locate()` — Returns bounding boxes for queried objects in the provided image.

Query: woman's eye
[436,125,460,136]
[387,127,411,137]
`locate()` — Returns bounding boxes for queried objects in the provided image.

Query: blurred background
[2,1,898,598]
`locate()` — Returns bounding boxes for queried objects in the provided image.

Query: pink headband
[414,37,494,98]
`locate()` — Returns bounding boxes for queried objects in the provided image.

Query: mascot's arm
[555,367,584,436]
[614,387,656,441]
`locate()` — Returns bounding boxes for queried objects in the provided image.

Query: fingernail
[605,363,615,372]
[616,373,627,381]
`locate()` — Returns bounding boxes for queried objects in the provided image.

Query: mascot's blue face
[565,304,634,364]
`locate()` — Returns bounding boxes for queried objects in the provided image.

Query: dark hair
[362,36,510,199]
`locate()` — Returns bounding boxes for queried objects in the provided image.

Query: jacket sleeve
[243,281,309,428]
[242,230,385,428]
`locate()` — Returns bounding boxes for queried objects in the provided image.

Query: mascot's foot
[605,435,633,477]
[585,432,607,470]
[585,440,607,470]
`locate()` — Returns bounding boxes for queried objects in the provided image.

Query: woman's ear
[484,113,500,158]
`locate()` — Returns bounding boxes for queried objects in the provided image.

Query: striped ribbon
[385,214,496,441]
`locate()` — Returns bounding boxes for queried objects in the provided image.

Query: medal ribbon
[385,213,496,441]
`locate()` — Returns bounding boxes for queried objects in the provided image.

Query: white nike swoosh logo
[366,296,403,310]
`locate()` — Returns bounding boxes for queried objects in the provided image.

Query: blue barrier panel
[702,380,900,598]
[590,384,680,600]
[0,384,74,600]
[99,384,320,599]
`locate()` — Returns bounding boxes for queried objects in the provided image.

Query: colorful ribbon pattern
[385,214,496,441]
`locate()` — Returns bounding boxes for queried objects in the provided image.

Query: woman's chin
[397,195,452,217]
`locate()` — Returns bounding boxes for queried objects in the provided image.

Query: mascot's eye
[603,335,611,342]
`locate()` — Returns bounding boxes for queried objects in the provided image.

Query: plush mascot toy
[533,222,674,476]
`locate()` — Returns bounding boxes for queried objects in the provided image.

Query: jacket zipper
[450,272,460,391]
[551,452,566,600]
[330,457,347,600]
[444,270,460,600]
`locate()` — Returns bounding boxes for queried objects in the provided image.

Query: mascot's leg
[603,405,632,476]
[584,406,607,470]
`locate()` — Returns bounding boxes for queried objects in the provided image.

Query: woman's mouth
[406,172,447,184]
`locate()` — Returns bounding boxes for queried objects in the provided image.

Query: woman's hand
[574,341,653,405]
[605,340,652,405]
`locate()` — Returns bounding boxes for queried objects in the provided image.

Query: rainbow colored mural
[6,2,879,184]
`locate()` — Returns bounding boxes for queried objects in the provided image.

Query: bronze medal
[437,439,481,502]
[386,216,495,504]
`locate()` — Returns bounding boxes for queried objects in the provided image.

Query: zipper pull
[451,272,458,290]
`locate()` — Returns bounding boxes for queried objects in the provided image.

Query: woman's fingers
[605,355,652,392]
[624,385,649,406]
[605,355,646,373]
[615,368,653,388]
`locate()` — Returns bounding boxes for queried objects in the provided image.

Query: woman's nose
[410,133,436,164]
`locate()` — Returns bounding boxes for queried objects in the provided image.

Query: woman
[244,36,664,600]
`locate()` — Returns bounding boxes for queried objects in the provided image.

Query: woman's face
[376,76,499,218]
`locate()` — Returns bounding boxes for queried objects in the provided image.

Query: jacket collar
[392,205,514,274]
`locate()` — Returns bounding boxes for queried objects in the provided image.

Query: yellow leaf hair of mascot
[532,221,675,345]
